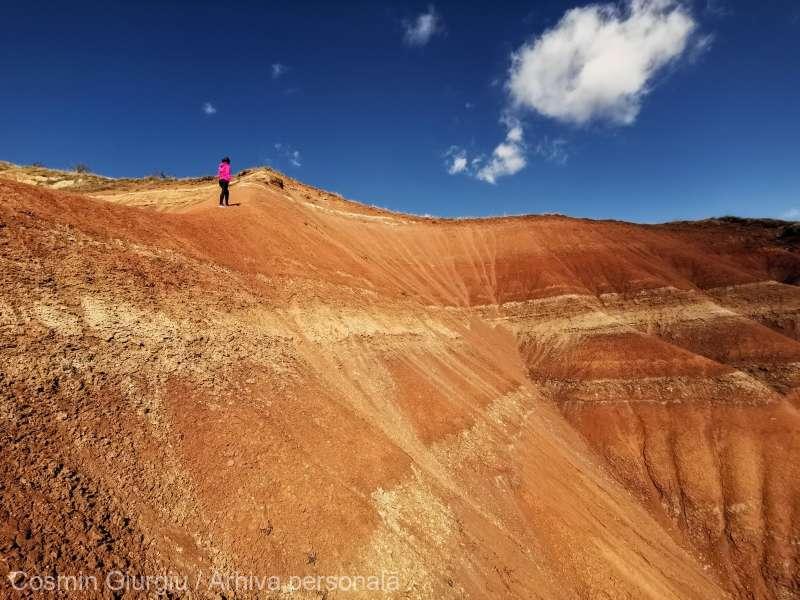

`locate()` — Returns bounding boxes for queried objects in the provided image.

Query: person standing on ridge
[218,156,231,207]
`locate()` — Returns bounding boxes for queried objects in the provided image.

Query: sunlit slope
[1,167,799,599]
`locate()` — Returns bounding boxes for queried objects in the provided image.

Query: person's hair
[221,156,230,164]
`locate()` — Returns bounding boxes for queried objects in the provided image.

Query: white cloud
[476,122,527,184]
[271,63,287,79]
[445,147,468,174]
[449,156,467,174]
[445,120,527,184]
[202,102,217,115]
[403,6,442,46]
[782,208,800,220]
[508,0,698,125]
[535,137,569,165]
[442,0,704,183]
[689,33,714,62]
[274,143,302,167]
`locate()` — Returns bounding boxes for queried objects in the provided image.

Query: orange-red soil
[1,165,799,599]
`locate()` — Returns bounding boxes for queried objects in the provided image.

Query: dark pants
[219,179,230,205]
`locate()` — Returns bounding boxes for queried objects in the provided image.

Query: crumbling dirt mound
[1,166,799,599]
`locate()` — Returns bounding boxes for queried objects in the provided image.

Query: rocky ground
[1,164,798,599]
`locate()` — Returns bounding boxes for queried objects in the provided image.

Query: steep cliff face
[1,167,798,599]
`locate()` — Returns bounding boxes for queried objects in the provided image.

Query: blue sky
[1,0,798,222]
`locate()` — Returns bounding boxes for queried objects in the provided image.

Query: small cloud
[535,137,569,165]
[465,102,474,110]
[403,5,442,47]
[476,121,527,184]
[445,119,528,184]
[202,102,217,115]
[782,208,800,220]
[689,33,715,62]
[449,156,468,174]
[272,63,287,79]
[444,146,468,175]
[274,142,302,167]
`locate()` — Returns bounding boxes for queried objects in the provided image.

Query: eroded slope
[1,168,799,599]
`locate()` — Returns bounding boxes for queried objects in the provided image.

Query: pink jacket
[218,162,231,181]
